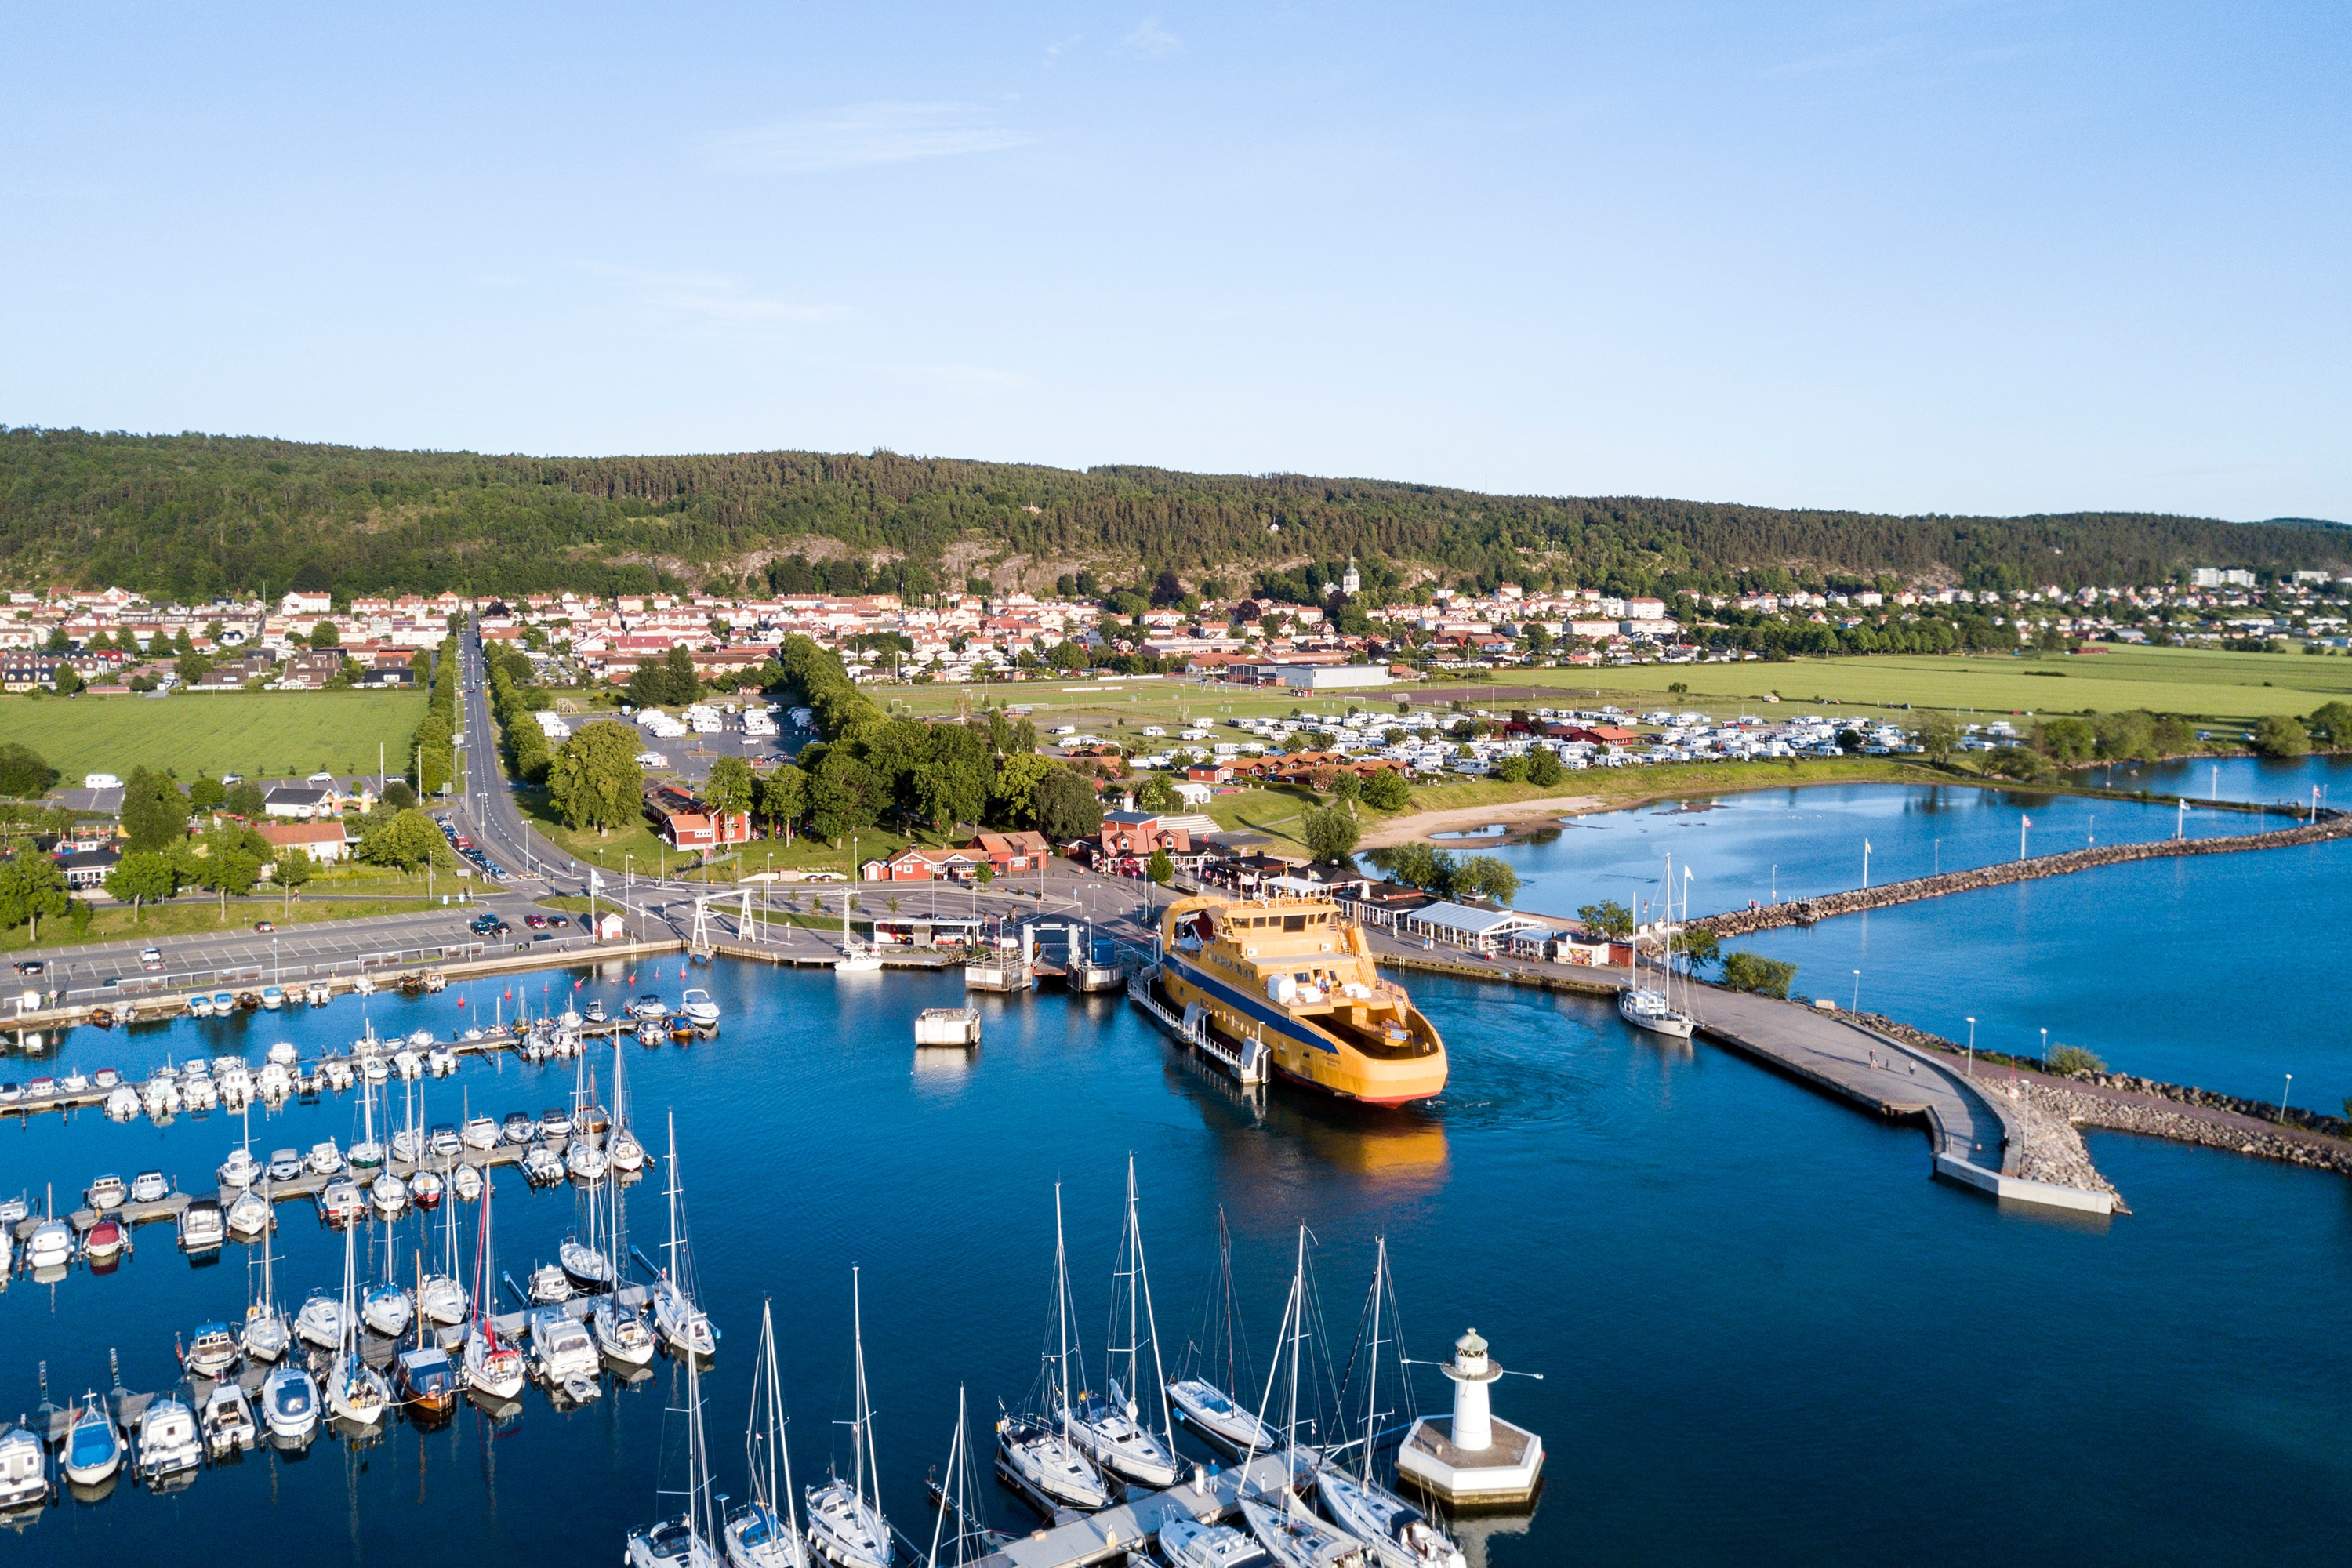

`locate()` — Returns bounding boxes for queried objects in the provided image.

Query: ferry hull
[1160,956,1447,1106]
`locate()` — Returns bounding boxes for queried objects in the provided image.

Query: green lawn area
[1,689,429,785]
[1,895,448,954]
[513,785,915,883]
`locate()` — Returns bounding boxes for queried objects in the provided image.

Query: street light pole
[1851,969,1860,1014]
[1965,1016,1976,1077]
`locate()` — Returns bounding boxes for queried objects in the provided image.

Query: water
[1486,758,2352,1105]
[5,954,2351,1563]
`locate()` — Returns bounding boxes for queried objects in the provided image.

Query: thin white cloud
[708,102,1033,175]
[877,361,1031,390]
[1117,17,1183,59]
[581,263,847,328]
[1043,33,1083,67]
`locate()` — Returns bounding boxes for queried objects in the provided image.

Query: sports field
[0,690,429,785]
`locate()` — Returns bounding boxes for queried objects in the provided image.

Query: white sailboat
[998,1185,1112,1514]
[1314,1240,1465,1568]
[562,1058,619,1287]
[627,1348,723,1568]
[420,1172,470,1326]
[924,1385,1002,1568]
[362,1215,416,1338]
[1062,1156,1180,1487]
[610,1029,648,1173]
[804,1269,891,1568]
[724,1301,809,1568]
[1617,852,1695,1039]
[241,1221,292,1363]
[651,1113,717,1357]
[1171,1207,1282,1455]
[325,1221,391,1426]
[464,1178,527,1399]
[833,897,882,973]
[1238,1228,1368,1568]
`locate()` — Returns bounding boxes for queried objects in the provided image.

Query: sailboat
[997,1185,1112,1513]
[361,1214,416,1337]
[1063,1157,1179,1487]
[803,1269,891,1568]
[1237,1228,1368,1568]
[562,1062,619,1284]
[241,1219,292,1362]
[349,1044,386,1171]
[1314,1240,1465,1568]
[463,1177,526,1399]
[924,1385,1004,1567]
[833,897,882,974]
[1617,852,1694,1039]
[724,1301,809,1568]
[325,1221,392,1426]
[651,1113,717,1357]
[1170,1208,1282,1455]
[420,1169,471,1326]
[627,1347,723,1568]
[609,1030,648,1172]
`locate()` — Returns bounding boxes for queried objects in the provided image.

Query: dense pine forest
[2,426,2343,603]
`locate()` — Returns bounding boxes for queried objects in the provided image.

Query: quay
[976,1453,1296,1568]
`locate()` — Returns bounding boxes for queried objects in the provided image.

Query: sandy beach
[1357,794,1605,848]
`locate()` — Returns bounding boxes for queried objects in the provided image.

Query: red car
[253,920,275,934]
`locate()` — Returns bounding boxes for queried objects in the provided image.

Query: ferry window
[1283,915,1307,933]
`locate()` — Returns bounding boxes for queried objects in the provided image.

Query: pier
[975,1454,1296,1568]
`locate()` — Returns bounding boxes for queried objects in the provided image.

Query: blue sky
[3,2,2346,521]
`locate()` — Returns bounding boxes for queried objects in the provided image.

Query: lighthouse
[1396,1326,1544,1508]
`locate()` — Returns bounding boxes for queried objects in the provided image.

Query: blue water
[5,957,2351,1563]
[1489,759,2352,1106]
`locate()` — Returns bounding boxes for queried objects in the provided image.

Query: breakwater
[1692,807,2351,938]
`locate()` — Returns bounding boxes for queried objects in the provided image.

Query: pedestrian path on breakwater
[1361,931,2119,1215]
[1692,805,2350,938]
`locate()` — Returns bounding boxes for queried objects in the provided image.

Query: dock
[976,1454,1296,1568]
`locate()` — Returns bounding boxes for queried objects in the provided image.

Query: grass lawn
[513,785,915,883]
[2,895,448,954]
[1,689,429,784]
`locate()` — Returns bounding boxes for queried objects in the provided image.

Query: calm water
[4,954,2351,1564]
[1493,758,2352,1106]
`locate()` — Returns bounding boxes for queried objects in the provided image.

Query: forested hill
[2,426,2343,604]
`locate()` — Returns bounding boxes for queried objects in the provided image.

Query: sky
[2,2,2347,522]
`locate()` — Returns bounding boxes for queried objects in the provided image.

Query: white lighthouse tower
[1396,1327,1544,1508]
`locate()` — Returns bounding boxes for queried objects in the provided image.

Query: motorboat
[267,1040,299,1067]
[296,1290,347,1350]
[428,1044,458,1076]
[84,1218,129,1264]
[452,1163,485,1203]
[134,1396,202,1484]
[370,1172,409,1215]
[1168,1378,1281,1455]
[397,1345,459,1418]
[630,993,670,1021]
[996,1413,1112,1512]
[183,1073,220,1111]
[408,1168,445,1209]
[306,982,332,1006]
[361,1280,415,1338]
[260,986,285,1011]
[528,1262,576,1305]
[26,1219,74,1269]
[226,1188,273,1238]
[321,1180,366,1224]
[256,1062,292,1101]
[420,1272,470,1326]
[0,1425,48,1509]
[266,1147,306,1182]
[584,1000,608,1025]
[529,1306,600,1383]
[679,988,721,1029]
[1316,1468,1465,1568]
[183,1322,240,1380]
[462,1115,501,1150]
[262,1363,318,1443]
[189,993,216,1018]
[86,1173,127,1211]
[1161,1519,1274,1568]
[522,1148,565,1185]
[143,1070,181,1119]
[361,1055,390,1085]
[1239,1494,1368,1568]
[103,1084,142,1120]
[321,1055,355,1091]
[131,1169,171,1204]
[199,1383,260,1459]
[539,1105,574,1139]
[219,1147,263,1189]
[637,1022,667,1047]
[502,1111,536,1145]
[61,1396,124,1486]
[59,1069,91,1094]
[180,1197,227,1250]
[428,1123,463,1158]
[394,1049,423,1081]
[0,1196,24,1225]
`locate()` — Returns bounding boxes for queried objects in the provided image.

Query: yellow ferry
[1154,891,1448,1105]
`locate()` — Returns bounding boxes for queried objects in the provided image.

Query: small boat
[566,1140,610,1181]
[361,1280,415,1338]
[370,1172,408,1215]
[584,1000,608,1025]
[84,1218,128,1264]
[595,1295,657,1367]
[560,1236,615,1290]
[612,1127,647,1174]
[306,982,332,1006]
[211,992,236,1014]
[267,1040,299,1067]
[183,1321,240,1380]
[670,1018,696,1043]
[427,1045,458,1076]
[0,1425,49,1510]
[408,1168,445,1209]
[103,1084,142,1120]
[86,1173,127,1211]
[262,1363,318,1443]
[226,1189,273,1238]
[199,1382,260,1459]
[61,1396,124,1486]
[308,1139,346,1175]
[528,1262,576,1305]
[397,1345,459,1417]
[394,1050,423,1081]
[630,994,670,1021]
[26,1219,74,1270]
[462,1115,501,1150]
[133,1396,201,1485]
[1239,1494,1368,1568]
[637,1022,666,1047]
[219,1147,263,1189]
[260,986,285,1011]
[1161,1519,1274,1568]
[452,1163,485,1203]
[188,993,216,1018]
[180,1198,227,1250]
[296,1290,346,1350]
[679,989,721,1029]
[352,973,377,996]
[522,1148,565,1185]
[529,1306,600,1384]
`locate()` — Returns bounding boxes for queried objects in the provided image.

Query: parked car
[253,921,276,935]
[13,960,42,976]
[524,915,549,929]
[140,946,164,970]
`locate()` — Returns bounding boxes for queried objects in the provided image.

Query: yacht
[1617,853,1696,1040]
[219,1147,263,1189]
[242,1241,292,1363]
[1155,891,1448,1104]
[530,1306,601,1384]
[179,1197,227,1250]
[296,1289,346,1351]
[409,1167,445,1209]
[612,1126,647,1173]
[133,1396,202,1484]
[85,1173,127,1211]
[226,1188,272,1238]
[61,1396,124,1486]
[567,1139,611,1181]
[1000,1186,1112,1513]
[466,1183,528,1400]
[326,1224,392,1428]
[362,1279,415,1338]
[528,1262,576,1305]
[199,1383,260,1460]
[650,1116,717,1356]
[1240,1494,1367,1568]
[724,1302,808,1568]
[1168,1377,1280,1455]
[1160,1519,1274,1568]
[0,1425,49,1509]
[397,1345,459,1419]
[679,989,721,1029]
[452,1163,485,1203]
[307,1138,346,1175]
[420,1271,470,1326]
[262,1363,318,1443]
[561,1236,616,1289]
[462,1115,501,1150]
[631,993,670,1021]
[370,1172,409,1215]
[804,1272,890,1568]
[183,1322,240,1380]
[1316,1469,1464,1568]
[25,1218,74,1270]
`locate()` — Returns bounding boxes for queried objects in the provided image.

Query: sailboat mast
[1126,1156,1177,1455]
[770,1299,798,1537]
[1054,1184,1073,1437]
[666,1112,681,1284]
[1286,1225,1304,1463]
[852,1265,880,1515]
[1362,1238,1384,1483]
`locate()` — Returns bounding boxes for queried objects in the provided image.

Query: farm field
[0,690,428,784]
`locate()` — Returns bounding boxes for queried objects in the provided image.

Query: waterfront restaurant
[1396,899,1556,954]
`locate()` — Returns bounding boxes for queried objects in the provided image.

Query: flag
[2021,815,2031,827]
[1864,839,1871,852]
[589,869,605,892]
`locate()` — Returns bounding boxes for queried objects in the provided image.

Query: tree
[310,620,340,648]
[187,775,227,813]
[1301,804,1361,865]
[1916,710,1961,765]
[1671,925,1721,974]
[1033,768,1104,844]
[702,755,756,822]
[273,848,314,912]
[758,765,807,839]
[1719,952,1797,999]
[0,743,57,799]
[810,750,882,842]
[1577,899,1635,939]
[358,808,449,871]
[1454,855,1518,905]
[52,663,82,695]
[383,779,418,809]
[989,752,1058,826]
[2252,713,2310,757]
[627,659,671,710]
[662,645,702,706]
[1526,747,1564,787]
[224,779,268,818]
[1134,772,1181,813]
[547,720,646,833]
[118,767,190,853]
[1360,770,1412,811]
[0,852,71,935]
[1494,753,1532,784]
[1146,848,1174,887]
[2309,701,2352,750]
[104,851,176,920]
[1329,770,1363,815]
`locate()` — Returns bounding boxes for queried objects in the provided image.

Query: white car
[635,751,666,767]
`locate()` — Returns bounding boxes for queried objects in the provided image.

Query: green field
[0,690,428,786]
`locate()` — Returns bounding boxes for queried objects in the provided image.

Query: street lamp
[1850,969,1860,1014]
[2039,1026,2047,1065]
[1965,1016,1976,1077]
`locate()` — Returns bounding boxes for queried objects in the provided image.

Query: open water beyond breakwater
[5,958,2352,1563]
[1489,757,2352,1108]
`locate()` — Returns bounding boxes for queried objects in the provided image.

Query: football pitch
[1,689,430,785]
